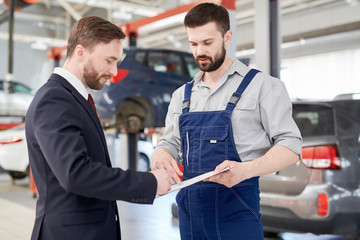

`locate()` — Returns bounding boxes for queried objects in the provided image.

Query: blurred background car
[0,123,28,179]
[0,80,34,117]
[260,94,360,238]
[92,48,199,133]
[0,123,155,181]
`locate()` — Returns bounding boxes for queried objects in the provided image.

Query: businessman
[25,16,172,240]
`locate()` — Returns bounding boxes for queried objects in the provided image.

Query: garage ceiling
[0,0,359,58]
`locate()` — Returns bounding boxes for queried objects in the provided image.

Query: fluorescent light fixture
[133,8,158,17]
[112,10,132,21]
[31,41,48,50]
[138,12,186,35]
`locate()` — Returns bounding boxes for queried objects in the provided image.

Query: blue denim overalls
[176,69,264,240]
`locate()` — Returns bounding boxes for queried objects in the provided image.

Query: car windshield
[292,104,335,137]
[0,80,32,94]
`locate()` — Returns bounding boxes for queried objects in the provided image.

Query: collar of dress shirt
[53,67,89,100]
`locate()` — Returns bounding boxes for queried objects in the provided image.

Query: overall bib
[176,69,264,240]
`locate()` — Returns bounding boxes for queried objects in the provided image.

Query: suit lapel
[48,74,112,167]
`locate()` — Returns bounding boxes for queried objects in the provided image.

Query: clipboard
[166,166,232,194]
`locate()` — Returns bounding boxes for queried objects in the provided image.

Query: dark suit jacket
[25,74,157,240]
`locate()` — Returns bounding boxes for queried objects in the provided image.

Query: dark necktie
[87,94,97,114]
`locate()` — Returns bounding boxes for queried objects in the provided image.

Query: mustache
[196,55,211,61]
[101,74,112,80]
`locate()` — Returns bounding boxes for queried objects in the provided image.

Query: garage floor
[0,172,350,240]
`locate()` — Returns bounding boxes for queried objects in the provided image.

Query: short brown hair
[184,3,230,36]
[66,16,126,59]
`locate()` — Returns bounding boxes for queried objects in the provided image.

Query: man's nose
[196,45,206,56]
[110,63,118,77]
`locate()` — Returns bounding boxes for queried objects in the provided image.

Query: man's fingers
[171,160,183,176]
[153,160,182,184]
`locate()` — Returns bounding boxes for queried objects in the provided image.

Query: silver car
[0,80,34,117]
[260,95,360,239]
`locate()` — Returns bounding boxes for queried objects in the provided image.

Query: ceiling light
[138,12,186,35]
[112,10,132,21]
[345,0,359,5]
[133,8,158,17]
[31,41,47,50]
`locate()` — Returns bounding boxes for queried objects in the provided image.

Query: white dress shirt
[53,67,89,100]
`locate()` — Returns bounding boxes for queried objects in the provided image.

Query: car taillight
[0,136,23,145]
[301,145,341,169]
[317,193,328,216]
[110,69,129,84]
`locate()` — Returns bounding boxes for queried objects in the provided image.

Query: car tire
[137,153,150,172]
[8,170,28,180]
[115,98,155,133]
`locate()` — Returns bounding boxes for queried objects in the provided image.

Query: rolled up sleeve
[260,78,302,156]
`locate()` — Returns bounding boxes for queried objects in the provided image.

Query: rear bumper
[260,184,360,236]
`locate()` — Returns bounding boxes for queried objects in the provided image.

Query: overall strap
[182,80,194,114]
[225,68,260,112]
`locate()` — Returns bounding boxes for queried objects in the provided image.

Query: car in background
[92,48,199,133]
[0,124,155,180]
[260,94,360,238]
[0,124,28,179]
[0,80,34,117]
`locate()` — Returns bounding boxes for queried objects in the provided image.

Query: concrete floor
[0,172,351,240]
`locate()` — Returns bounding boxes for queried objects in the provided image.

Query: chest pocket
[182,125,230,173]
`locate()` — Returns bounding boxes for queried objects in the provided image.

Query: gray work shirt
[156,59,302,162]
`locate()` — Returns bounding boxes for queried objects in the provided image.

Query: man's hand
[151,148,183,184]
[150,168,172,196]
[206,160,248,188]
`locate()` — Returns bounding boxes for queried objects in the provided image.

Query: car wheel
[8,171,28,180]
[137,153,150,172]
[115,98,155,133]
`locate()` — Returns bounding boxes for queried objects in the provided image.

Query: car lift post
[5,0,40,93]
[126,115,143,170]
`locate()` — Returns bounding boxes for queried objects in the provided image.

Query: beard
[83,60,112,90]
[195,45,226,72]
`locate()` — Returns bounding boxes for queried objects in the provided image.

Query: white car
[0,124,154,180]
[0,123,28,179]
[0,80,34,117]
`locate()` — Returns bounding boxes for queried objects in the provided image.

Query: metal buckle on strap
[228,92,242,105]
[182,98,190,110]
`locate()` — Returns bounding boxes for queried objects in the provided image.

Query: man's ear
[224,30,232,46]
[74,44,85,59]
